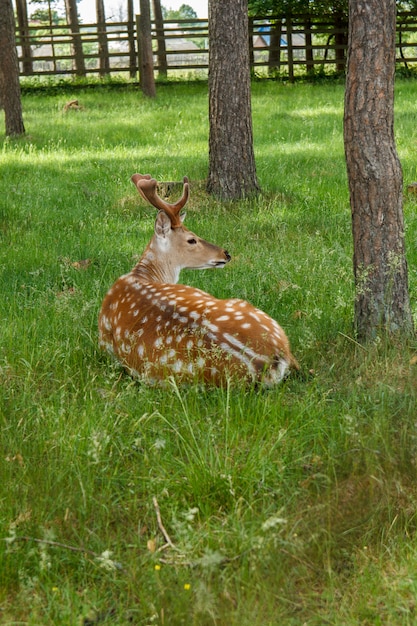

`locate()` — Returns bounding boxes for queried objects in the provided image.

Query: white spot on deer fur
[179,316,188,324]
[187,363,194,374]
[168,349,176,359]
[241,322,251,329]
[220,342,256,373]
[101,315,112,331]
[196,357,205,368]
[136,328,144,337]
[172,360,183,373]
[159,354,168,365]
[186,340,193,350]
[249,312,261,322]
[137,344,145,357]
[190,311,200,320]
[133,309,139,317]
[216,315,230,322]
[154,337,163,348]
[109,302,119,310]
[202,320,219,333]
[141,316,149,324]
[166,336,173,344]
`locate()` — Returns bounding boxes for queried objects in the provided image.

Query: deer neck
[132,244,180,284]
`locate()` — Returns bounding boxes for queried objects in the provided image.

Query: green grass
[1,80,417,625]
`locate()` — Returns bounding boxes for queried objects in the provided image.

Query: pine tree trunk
[64,0,86,77]
[344,0,413,340]
[15,0,32,75]
[0,0,25,136]
[96,0,110,76]
[139,0,156,97]
[153,0,167,79]
[207,0,259,199]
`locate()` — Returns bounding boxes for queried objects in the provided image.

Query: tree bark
[0,0,25,136]
[207,0,259,199]
[344,0,413,340]
[138,0,156,97]
[15,0,32,75]
[127,0,137,78]
[96,0,110,76]
[64,0,86,77]
[153,0,167,79]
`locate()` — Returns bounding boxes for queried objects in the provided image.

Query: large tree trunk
[96,0,110,76]
[64,0,86,77]
[207,0,259,199]
[344,0,413,340]
[15,0,32,75]
[0,0,25,136]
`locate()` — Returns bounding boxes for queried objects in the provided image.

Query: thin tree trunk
[305,14,314,75]
[138,0,156,97]
[334,10,348,72]
[344,0,413,340]
[127,0,137,78]
[15,0,33,75]
[153,0,167,79]
[207,0,259,199]
[0,0,25,136]
[268,19,282,76]
[96,0,110,76]
[64,0,86,77]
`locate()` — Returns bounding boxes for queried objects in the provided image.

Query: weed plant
[1,80,417,624]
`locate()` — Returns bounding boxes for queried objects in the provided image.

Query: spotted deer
[99,174,299,386]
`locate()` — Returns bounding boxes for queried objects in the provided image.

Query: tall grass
[1,80,417,625]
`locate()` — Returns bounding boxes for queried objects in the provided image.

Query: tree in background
[153,0,167,78]
[0,0,25,136]
[96,0,110,76]
[139,0,156,96]
[249,0,348,73]
[64,0,86,76]
[344,0,413,340]
[15,0,33,74]
[207,0,259,199]
[162,4,197,20]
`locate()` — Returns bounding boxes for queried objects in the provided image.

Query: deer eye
[187,238,197,245]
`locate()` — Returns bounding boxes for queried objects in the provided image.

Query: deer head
[130,174,231,283]
[99,174,299,386]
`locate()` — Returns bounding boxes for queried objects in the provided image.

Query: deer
[98,174,299,386]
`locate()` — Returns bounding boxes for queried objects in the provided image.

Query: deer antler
[131,173,189,228]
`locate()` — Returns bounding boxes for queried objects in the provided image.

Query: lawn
[1,79,417,625]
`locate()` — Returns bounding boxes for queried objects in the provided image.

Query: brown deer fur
[98,174,299,386]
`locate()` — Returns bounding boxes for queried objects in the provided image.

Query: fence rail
[15,12,417,81]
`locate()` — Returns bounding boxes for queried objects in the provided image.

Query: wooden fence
[15,12,417,81]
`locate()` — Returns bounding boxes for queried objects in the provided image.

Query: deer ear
[155,211,172,238]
